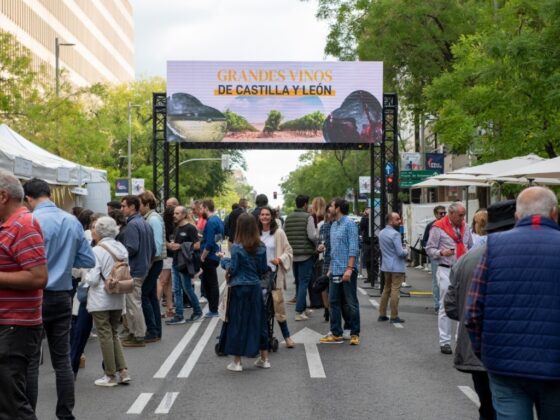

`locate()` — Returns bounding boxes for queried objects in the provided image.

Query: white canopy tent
[0,124,107,185]
[451,154,545,176]
[411,177,489,188]
[494,156,560,179]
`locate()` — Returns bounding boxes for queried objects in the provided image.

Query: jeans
[27,291,75,420]
[172,265,202,318]
[431,259,440,311]
[201,259,220,313]
[328,270,360,337]
[489,373,560,420]
[91,311,127,376]
[471,371,495,420]
[142,260,163,338]
[69,300,92,376]
[0,325,42,420]
[294,256,315,313]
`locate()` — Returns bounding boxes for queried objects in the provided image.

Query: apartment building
[0,0,134,86]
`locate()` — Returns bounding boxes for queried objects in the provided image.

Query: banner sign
[115,179,129,197]
[167,61,383,144]
[401,152,422,170]
[399,170,440,188]
[425,152,444,174]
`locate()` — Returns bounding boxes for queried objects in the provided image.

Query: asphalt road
[35,266,480,420]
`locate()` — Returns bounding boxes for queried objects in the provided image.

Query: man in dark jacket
[359,207,379,288]
[445,200,516,420]
[227,198,247,244]
[251,194,268,219]
[466,187,560,418]
[120,195,156,347]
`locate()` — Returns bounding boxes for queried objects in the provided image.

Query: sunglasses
[438,211,446,216]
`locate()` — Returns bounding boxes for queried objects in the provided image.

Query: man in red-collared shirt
[0,170,48,419]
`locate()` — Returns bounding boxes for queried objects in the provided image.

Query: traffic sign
[399,170,440,188]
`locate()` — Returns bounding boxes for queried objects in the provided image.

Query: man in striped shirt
[0,170,48,419]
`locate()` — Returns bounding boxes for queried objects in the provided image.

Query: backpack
[98,244,134,294]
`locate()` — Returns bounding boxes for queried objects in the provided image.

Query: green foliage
[279,111,325,133]
[264,110,282,132]
[224,110,258,132]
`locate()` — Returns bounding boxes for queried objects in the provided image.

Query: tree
[264,110,282,133]
[224,110,258,132]
[425,0,560,159]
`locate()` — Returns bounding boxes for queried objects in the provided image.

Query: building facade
[0,0,134,86]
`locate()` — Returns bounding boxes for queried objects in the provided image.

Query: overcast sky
[133,0,331,205]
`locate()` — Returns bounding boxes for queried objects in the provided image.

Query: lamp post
[127,102,141,193]
[55,37,75,97]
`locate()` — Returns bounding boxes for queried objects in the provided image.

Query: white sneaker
[254,358,271,369]
[227,362,242,372]
[118,369,131,384]
[199,297,208,303]
[94,375,118,387]
[342,329,351,340]
[305,309,314,317]
[295,312,308,321]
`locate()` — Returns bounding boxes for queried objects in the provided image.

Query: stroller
[215,270,279,356]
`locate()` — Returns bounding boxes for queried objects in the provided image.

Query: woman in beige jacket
[258,206,295,348]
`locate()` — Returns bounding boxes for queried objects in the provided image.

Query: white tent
[451,154,545,176]
[494,156,560,179]
[0,124,107,185]
[411,177,489,188]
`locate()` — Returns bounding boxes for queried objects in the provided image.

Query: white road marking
[154,392,179,414]
[393,323,404,329]
[127,393,153,414]
[357,287,367,296]
[177,315,220,378]
[154,282,226,379]
[369,298,379,309]
[458,385,481,408]
[291,327,327,378]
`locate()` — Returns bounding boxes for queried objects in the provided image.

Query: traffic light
[387,175,394,193]
[273,191,277,199]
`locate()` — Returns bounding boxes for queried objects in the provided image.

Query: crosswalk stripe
[127,393,153,414]
[458,385,481,407]
[177,315,220,378]
[154,392,179,414]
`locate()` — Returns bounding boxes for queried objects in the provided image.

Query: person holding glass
[220,213,270,372]
[258,206,295,348]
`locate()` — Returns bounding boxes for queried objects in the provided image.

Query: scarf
[433,215,466,258]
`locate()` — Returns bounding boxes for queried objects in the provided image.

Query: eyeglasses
[438,212,446,216]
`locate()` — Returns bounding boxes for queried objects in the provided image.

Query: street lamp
[55,37,75,97]
[128,102,142,192]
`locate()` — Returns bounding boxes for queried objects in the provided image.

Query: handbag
[260,269,277,290]
[311,274,329,293]
[76,284,89,304]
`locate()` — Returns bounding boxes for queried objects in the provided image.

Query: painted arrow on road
[289,327,326,378]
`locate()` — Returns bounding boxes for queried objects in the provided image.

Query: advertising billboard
[167,61,383,145]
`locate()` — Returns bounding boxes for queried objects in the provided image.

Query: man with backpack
[119,195,156,347]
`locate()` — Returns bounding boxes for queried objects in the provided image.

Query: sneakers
[319,334,343,344]
[294,312,308,321]
[350,335,360,346]
[285,337,295,348]
[227,362,242,372]
[144,334,160,343]
[305,309,314,317]
[377,315,389,322]
[94,375,118,387]
[342,329,351,340]
[440,344,453,355]
[199,296,208,304]
[286,297,296,305]
[254,358,271,369]
[390,317,405,324]
[188,313,203,322]
[204,311,219,318]
[121,337,145,347]
[118,369,131,384]
[165,316,186,325]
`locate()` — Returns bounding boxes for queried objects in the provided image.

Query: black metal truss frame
[152,92,399,229]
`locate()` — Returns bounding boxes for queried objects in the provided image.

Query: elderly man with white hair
[426,201,473,354]
[465,186,560,418]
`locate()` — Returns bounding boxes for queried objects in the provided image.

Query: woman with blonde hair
[310,196,327,227]
[471,209,488,249]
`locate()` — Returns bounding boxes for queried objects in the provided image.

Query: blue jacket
[379,225,407,273]
[482,215,560,380]
[201,215,224,262]
[223,244,268,287]
[119,213,155,278]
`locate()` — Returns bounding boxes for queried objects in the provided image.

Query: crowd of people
[2,165,559,419]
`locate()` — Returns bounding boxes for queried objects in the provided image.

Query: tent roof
[452,154,545,176]
[493,156,560,179]
[0,124,107,185]
[411,178,488,188]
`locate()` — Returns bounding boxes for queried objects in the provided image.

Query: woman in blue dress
[221,213,270,372]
